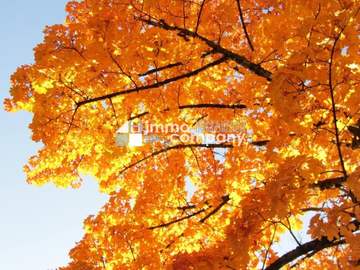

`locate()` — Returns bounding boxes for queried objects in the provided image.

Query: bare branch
[136,17,272,80]
[195,0,206,33]
[129,111,149,121]
[149,195,230,229]
[200,195,230,223]
[118,143,233,175]
[328,28,347,178]
[128,103,246,121]
[262,224,277,270]
[109,98,120,128]
[235,0,254,51]
[311,176,345,190]
[179,103,246,110]
[77,57,227,107]
[148,208,208,230]
[138,62,183,77]
[265,220,360,270]
[66,106,79,135]
[107,50,138,87]
[265,237,346,270]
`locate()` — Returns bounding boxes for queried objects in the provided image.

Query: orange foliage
[5,0,360,269]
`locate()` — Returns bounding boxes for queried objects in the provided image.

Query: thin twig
[200,195,230,223]
[148,208,208,229]
[195,0,206,33]
[118,143,233,175]
[236,0,254,51]
[328,27,347,178]
[262,224,277,270]
[138,62,183,77]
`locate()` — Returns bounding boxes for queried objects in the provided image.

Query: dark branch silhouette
[195,0,206,33]
[136,17,272,81]
[149,195,230,229]
[265,220,360,270]
[148,208,208,230]
[328,28,347,178]
[265,237,346,270]
[118,143,233,175]
[179,103,246,110]
[200,195,230,222]
[138,62,183,77]
[311,176,345,190]
[77,57,227,107]
[235,0,254,51]
[128,103,247,121]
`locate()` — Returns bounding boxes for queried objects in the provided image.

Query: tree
[5,0,360,269]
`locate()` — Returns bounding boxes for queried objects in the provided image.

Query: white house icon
[116,121,143,147]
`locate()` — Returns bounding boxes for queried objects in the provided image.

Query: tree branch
[265,220,360,270]
[138,62,183,77]
[149,195,230,229]
[262,224,278,270]
[265,237,346,270]
[148,207,208,230]
[195,0,206,33]
[200,195,230,223]
[136,17,272,80]
[128,103,246,121]
[311,176,346,190]
[179,103,246,110]
[328,28,347,178]
[118,143,233,175]
[77,57,227,107]
[235,0,254,51]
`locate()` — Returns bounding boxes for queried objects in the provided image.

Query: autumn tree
[5,0,360,269]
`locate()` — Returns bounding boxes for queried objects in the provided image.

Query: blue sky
[0,1,108,269]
